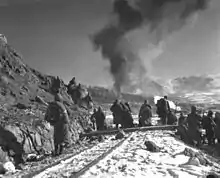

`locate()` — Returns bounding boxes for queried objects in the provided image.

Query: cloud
[168,73,220,94]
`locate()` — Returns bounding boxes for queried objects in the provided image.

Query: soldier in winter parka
[45,93,71,156]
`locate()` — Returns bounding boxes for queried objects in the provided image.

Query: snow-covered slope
[81,131,219,178]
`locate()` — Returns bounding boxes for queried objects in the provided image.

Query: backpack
[46,101,67,124]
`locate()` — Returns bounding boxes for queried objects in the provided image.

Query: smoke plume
[91,0,209,95]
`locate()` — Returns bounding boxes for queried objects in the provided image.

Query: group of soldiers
[44,93,175,156]
[110,99,134,128]
[90,95,175,132]
[44,91,220,156]
[138,96,177,127]
[89,99,134,131]
[177,106,220,147]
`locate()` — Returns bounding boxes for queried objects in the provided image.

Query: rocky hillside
[0,40,93,165]
[0,37,156,167]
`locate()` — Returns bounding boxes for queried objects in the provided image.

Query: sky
[0,0,220,87]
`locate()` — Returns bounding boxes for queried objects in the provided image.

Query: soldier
[110,99,123,129]
[214,112,220,143]
[178,112,186,126]
[44,93,71,156]
[67,77,77,90]
[120,101,134,128]
[202,110,216,145]
[156,96,171,125]
[77,83,81,89]
[69,77,76,86]
[138,100,152,127]
[176,112,192,143]
[139,100,151,116]
[0,125,24,168]
[186,106,202,146]
[95,107,106,131]
[90,108,97,130]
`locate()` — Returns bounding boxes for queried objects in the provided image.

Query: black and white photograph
[0,0,220,177]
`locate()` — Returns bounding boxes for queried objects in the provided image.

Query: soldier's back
[187,113,201,128]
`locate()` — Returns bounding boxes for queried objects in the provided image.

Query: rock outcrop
[67,82,93,109]
[144,140,161,152]
[0,39,93,166]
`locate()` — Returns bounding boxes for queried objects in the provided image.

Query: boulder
[187,157,200,166]
[115,130,125,140]
[183,148,208,166]
[144,140,160,152]
[0,161,15,175]
[3,162,15,173]
[0,108,92,166]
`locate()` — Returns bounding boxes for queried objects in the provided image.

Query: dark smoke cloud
[91,0,209,95]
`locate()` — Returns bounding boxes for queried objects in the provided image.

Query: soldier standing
[186,106,202,146]
[138,100,152,127]
[95,107,106,131]
[90,108,97,130]
[214,112,220,143]
[202,110,216,145]
[44,93,71,156]
[156,96,171,125]
[110,99,123,129]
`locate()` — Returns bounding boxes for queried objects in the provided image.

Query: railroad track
[25,134,132,178]
[19,143,97,178]
[82,125,178,137]
[9,126,219,177]
[16,126,176,178]
[81,131,220,178]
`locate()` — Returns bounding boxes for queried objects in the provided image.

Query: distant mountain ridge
[133,74,220,104]
[168,74,220,104]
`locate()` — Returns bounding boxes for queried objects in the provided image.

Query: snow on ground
[81,131,218,178]
[33,135,122,178]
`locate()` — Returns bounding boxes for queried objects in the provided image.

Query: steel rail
[23,134,131,178]
[70,133,132,178]
[21,144,97,178]
[82,125,178,137]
